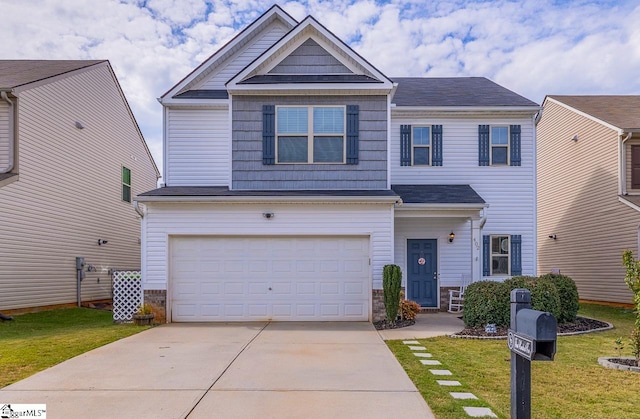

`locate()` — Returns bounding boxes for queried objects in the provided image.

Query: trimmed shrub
[382,264,402,322]
[539,273,579,322]
[400,299,421,320]
[505,276,562,321]
[462,280,510,327]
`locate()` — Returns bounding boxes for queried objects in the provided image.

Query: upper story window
[276,106,345,164]
[400,124,443,166]
[478,125,521,167]
[122,166,131,203]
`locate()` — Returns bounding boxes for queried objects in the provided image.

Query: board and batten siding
[195,21,289,90]
[0,100,10,171]
[0,63,158,310]
[232,95,387,190]
[390,115,536,278]
[537,99,635,303]
[165,107,229,186]
[142,202,394,292]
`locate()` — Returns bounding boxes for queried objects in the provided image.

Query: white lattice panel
[112,270,142,322]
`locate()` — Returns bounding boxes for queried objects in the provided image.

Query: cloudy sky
[1,0,639,175]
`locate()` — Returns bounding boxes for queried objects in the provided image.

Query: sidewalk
[377,312,465,340]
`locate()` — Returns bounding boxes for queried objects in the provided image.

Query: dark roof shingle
[391,184,486,205]
[548,95,640,131]
[0,60,105,89]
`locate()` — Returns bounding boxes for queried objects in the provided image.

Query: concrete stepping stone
[463,407,497,417]
[408,346,426,351]
[420,360,441,365]
[413,352,432,357]
[436,380,461,386]
[403,340,420,344]
[429,369,452,376]
[450,392,477,400]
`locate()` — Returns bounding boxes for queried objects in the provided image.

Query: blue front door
[407,239,438,307]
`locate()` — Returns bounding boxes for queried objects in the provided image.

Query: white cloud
[1,0,639,177]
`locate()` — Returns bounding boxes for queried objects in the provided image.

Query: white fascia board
[391,106,540,114]
[394,204,487,218]
[136,195,401,204]
[161,6,297,100]
[159,97,229,108]
[397,203,488,210]
[544,97,622,134]
[227,84,392,95]
[227,17,392,89]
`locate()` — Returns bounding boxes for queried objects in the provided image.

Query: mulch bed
[454,316,611,338]
[606,358,639,367]
[373,319,415,330]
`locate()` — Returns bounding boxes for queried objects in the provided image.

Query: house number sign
[417,258,426,265]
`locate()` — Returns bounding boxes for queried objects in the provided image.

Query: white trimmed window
[412,126,431,166]
[276,106,345,164]
[490,126,509,165]
[491,235,510,275]
[122,166,131,203]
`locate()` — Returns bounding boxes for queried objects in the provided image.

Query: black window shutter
[346,105,359,164]
[432,125,443,166]
[400,125,411,166]
[483,235,490,276]
[478,125,490,166]
[510,235,522,276]
[510,125,521,166]
[262,105,275,165]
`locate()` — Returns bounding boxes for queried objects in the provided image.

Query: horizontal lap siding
[0,101,9,170]
[166,108,229,186]
[390,116,536,278]
[538,100,634,303]
[197,22,289,90]
[232,95,387,189]
[0,65,158,310]
[143,203,394,290]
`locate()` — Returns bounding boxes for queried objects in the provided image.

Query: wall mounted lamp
[262,212,274,219]
[571,134,578,142]
[448,232,455,243]
[98,239,108,245]
[75,121,85,129]
[548,234,557,240]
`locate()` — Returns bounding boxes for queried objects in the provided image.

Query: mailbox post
[508,289,557,419]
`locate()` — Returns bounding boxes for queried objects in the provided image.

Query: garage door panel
[171,236,370,321]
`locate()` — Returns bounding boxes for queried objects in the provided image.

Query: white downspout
[0,91,15,173]
[620,131,632,195]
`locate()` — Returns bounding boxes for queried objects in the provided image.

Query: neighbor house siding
[0,100,10,171]
[390,114,536,279]
[0,63,158,310]
[232,95,387,190]
[142,202,394,292]
[165,107,229,187]
[537,99,635,303]
[195,21,289,90]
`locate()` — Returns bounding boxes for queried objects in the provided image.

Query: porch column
[471,216,482,282]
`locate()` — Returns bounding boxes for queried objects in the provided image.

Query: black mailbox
[514,308,557,361]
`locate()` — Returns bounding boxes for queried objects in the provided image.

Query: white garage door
[170,236,370,321]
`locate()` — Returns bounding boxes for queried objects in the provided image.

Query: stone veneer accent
[144,289,167,323]
[440,286,460,312]
[372,289,385,322]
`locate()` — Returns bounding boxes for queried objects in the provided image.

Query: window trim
[122,166,131,203]
[411,125,431,166]
[275,105,346,164]
[490,125,510,166]
[490,235,510,276]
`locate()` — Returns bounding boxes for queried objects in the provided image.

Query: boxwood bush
[539,273,579,323]
[462,280,510,327]
[505,275,562,321]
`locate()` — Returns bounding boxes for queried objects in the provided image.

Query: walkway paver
[463,406,497,417]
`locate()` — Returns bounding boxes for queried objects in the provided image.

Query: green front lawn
[389,303,639,419]
[0,308,150,388]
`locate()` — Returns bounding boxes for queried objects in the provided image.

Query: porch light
[448,232,455,243]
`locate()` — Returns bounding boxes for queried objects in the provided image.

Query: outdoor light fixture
[571,134,578,142]
[449,232,455,243]
[75,121,85,129]
[262,212,274,219]
[98,239,108,245]
[548,234,557,240]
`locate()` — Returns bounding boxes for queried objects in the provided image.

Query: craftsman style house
[537,95,638,304]
[137,6,539,322]
[0,60,159,311]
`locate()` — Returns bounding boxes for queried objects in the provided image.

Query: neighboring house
[137,6,539,322]
[537,95,638,304]
[0,60,160,311]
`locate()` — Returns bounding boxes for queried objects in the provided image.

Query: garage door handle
[268,287,272,290]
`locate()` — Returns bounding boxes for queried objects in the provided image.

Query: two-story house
[137,6,539,322]
[537,95,638,304]
[0,60,160,312]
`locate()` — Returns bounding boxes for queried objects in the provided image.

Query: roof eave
[135,195,401,204]
[392,105,540,113]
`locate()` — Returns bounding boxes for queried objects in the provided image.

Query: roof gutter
[0,91,15,173]
[135,195,402,204]
[620,131,633,195]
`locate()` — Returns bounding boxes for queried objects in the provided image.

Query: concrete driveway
[1,322,434,418]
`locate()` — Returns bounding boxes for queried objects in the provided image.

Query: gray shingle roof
[0,60,106,89]
[391,184,486,204]
[173,90,229,99]
[548,95,640,131]
[138,186,398,198]
[392,77,538,107]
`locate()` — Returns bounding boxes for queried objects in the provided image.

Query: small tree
[383,264,402,323]
[622,250,640,366]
